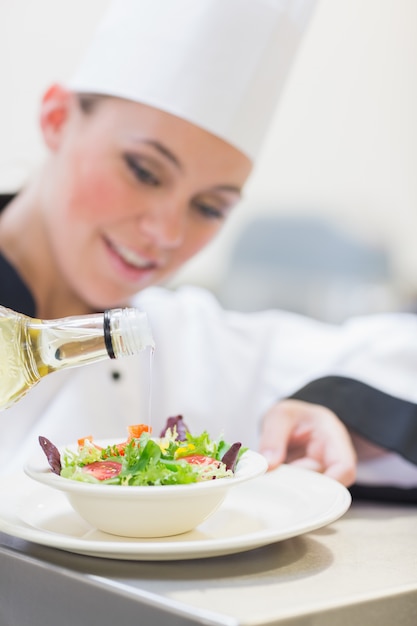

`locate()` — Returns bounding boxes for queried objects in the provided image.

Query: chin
[78,273,161,311]
[80,289,132,312]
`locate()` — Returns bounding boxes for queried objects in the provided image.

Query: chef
[1,0,416,501]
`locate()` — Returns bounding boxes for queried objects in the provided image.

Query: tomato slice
[82,461,122,480]
[181,455,220,467]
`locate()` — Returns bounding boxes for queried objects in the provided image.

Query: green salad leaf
[40,416,247,486]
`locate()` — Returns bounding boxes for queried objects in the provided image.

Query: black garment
[0,194,36,316]
[289,376,417,503]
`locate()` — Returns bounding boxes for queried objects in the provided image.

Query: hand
[259,399,357,486]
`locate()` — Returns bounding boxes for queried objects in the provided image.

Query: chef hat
[69,0,316,161]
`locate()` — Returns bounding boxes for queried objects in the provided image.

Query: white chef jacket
[2,284,417,493]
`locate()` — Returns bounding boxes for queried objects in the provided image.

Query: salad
[39,415,245,486]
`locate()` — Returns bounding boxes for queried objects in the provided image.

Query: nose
[136,198,186,249]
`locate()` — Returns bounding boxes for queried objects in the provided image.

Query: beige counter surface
[155,502,417,625]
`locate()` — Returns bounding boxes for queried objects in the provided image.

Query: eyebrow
[142,139,183,171]
[212,184,243,195]
[137,139,243,195]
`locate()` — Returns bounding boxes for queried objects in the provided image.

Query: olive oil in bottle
[0,305,154,411]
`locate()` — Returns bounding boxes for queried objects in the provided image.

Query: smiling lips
[107,238,158,273]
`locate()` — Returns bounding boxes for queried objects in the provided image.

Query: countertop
[1,496,417,625]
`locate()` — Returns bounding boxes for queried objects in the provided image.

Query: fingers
[325,460,356,486]
[258,402,301,470]
[289,457,323,473]
[314,405,357,485]
[259,399,357,486]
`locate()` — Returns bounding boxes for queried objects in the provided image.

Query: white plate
[0,466,351,561]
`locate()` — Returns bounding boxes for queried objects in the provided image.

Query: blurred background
[1,0,416,322]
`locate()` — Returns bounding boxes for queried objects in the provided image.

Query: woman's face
[40,86,252,309]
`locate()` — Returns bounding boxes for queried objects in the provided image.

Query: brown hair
[76,93,108,114]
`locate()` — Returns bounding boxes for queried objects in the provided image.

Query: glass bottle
[0,305,155,411]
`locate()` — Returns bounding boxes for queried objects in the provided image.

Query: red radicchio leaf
[221,442,242,472]
[39,436,62,475]
[160,415,189,441]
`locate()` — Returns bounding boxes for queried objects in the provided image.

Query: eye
[193,201,225,221]
[124,154,160,187]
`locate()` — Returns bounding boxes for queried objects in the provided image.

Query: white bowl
[24,444,267,538]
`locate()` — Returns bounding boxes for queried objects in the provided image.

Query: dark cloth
[0,194,36,316]
[349,484,417,505]
[289,375,417,504]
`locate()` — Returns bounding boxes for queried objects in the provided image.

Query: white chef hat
[69,0,316,161]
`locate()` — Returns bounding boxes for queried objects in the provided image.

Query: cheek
[181,222,223,261]
[68,161,127,224]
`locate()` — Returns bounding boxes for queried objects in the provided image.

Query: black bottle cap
[103,310,116,359]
